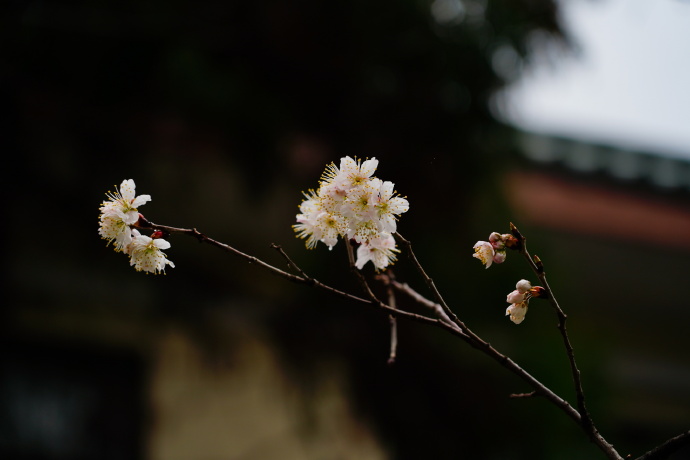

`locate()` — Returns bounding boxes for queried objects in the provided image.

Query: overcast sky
[497,0,690,159]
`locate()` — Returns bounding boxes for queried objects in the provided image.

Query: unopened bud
[516,279,532,293]
[533,255,544,273]
[489,232,505,250]
[503,234,521,250]
[507,289,525,303]
[510,222,523,240]
[529,286,548,299]
[492,250,507,264]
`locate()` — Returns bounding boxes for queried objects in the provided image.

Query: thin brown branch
[270,243,314,284]
[344,238,384,305]
[343,241,400,365]
[634,431,690,460]
[509,391,538,399]
[512,223,616,457]
[138,216,444,330]
[394,233,468,334]
[385,279,398,365]
[389,280,462,333]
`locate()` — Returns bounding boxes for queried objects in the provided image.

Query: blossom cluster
[473,229,546,324]
[505,279,533,324]
[99,179,174,274]
[294,156,409,270]
[505,279,546,324]
[473,232,517,269]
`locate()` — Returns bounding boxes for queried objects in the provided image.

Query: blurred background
[3,0,690,459]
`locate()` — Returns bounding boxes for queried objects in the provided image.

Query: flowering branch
[138,215,601,450]
[132,206,606,456]
[472,225,621,459]
[510,223,598,441]
[154,225,619,459]
[385,261,625,458]
[394,231,597,439]
[98,168,688,460]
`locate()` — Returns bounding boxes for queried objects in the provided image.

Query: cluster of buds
[294,156,409,271]
[473,232,519,269]
[472,227,546,324]
[505,279,547,324]
[98,179,174,274]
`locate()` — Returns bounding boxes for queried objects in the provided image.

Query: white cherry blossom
[355,232,399,271]
[335,156,379,190]
[473,241,494,268]
[100,179,151,225]
[506,302,528,325]
[127,230,175,274]
[371,178,409,233]
[99,216,134,252]
[99,179,151,252]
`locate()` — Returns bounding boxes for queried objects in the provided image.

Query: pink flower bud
[506,290,525,304]
[490,232,506,250]
[502,234,520,250]
[529,286,548,299]
[492,250,506,264]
